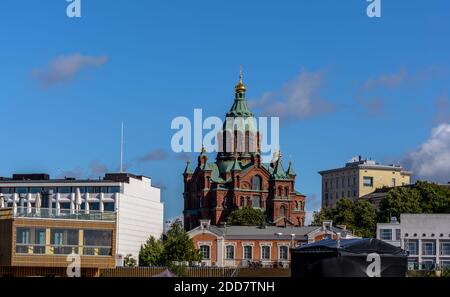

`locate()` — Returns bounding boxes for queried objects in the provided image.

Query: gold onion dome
[235,66,246,93]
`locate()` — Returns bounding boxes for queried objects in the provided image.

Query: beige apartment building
[318,156,412,208]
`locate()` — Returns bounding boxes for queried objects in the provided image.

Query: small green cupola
[287,160,296,177]
[271,151,288,180]
[226,66,253,118]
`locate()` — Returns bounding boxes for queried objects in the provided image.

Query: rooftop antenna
[120,121,124,173]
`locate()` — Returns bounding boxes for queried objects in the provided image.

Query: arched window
[199,245,210,260]
[295,201,299,210]
[246,197,251,207]
[280,206,286,217]
[278,187,282,197]
[284,187,289,197]
[252,175,262,190]
[236,176,240,188]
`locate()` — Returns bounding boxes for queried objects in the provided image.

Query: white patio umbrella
[35,192,42,215]
[0,195,4,208]
[85,199,90,214]
[35,192,42,208]
[75,187,82,211]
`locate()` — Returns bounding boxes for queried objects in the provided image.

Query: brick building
[188,220,351,267]
[183,71,306,230]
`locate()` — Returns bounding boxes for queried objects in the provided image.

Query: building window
[325,193,328,202]
[330,180,333,189]
[261,246,270,260]
[280,206,286,217]
[391,178,396,187]
[243,246,252,260]
[278,187,282,197]
[336,192,339,199]
[347,191,351,197]
[422,241,436,256]
[347,176,351,186]
[325,181,328,190]
[295,201,300,211]
[16,187,28,194]
[363,176,373,187]
[284,187,289,197]
[395,229,401,241]
[253,196,261,208]
[380,229,392,240]
[51,229,79,255]
[407,241,418,255]
[246,197,251,207]
[58,187,72,194]
[341,177,345,188]
[108,186,121,193]
[440,242,450,255]
[279,246,288,260]
[83,230,113,256]
[225,245,235,260]
[252,175,262,190]
[336,178,339,189]
[199,245,210,260]
[103,202,115,212]
[240,197,244,207]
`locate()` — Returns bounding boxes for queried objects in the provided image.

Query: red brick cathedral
[183,71,306,231]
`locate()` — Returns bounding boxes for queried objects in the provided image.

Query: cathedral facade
[183,71,306,231]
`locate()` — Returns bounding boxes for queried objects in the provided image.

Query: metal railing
[11,207,116,221]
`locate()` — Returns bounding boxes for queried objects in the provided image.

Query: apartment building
[377,214,450,270]
[0,172,163,265]
[319,156,411,208]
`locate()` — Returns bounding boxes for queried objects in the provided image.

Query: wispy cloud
[357,66,446,115]
[32,53,108,87]
[137,149,168,162]
[88,160,108,177]
[402,123,450,183]
[435,94,450,124]
[249,70,335,121]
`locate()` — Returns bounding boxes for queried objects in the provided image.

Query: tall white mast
[120,121,124,173]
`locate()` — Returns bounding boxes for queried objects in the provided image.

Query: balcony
[0,207,116,221]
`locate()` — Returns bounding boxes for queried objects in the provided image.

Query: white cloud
[249,70,334,121]
[403,123,450,183]
[32,53,108,87]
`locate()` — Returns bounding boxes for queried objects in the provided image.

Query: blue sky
[1,0,449,222]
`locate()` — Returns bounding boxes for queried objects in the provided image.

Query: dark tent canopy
[291,238,407,277]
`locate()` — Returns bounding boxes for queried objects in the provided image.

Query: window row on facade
[199,244,289,262]
[0,186,121,194]
[15,227,113,256]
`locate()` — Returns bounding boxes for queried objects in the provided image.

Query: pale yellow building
[318,156,412,208]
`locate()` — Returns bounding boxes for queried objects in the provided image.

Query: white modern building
[377,214,450,270]
[0,173,164,265]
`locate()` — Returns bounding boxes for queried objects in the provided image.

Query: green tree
[123,254,137,267]
[353,200,377,238]
[414,181,450,213]
[310,198,377,237]
[379,186,422,222]
[311,207,334,226]
[226,207,266,226]
[162,220,201,264]
[139,236,164,266]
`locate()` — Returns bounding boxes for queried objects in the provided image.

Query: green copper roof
[287,160,296,176]
[230,157,242,171]
[271,157,288,180]
[226,95,254,118]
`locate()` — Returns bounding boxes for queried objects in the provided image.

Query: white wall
[116,177,164,263]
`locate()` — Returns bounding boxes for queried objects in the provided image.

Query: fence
[100,266,235,277]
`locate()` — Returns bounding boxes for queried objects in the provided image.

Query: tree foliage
[379,181,450,222]
[123,254,137,267]
[312,198,377,238]
[139,236,164,266]
[226,207,266,226]
[138,220,201,268]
